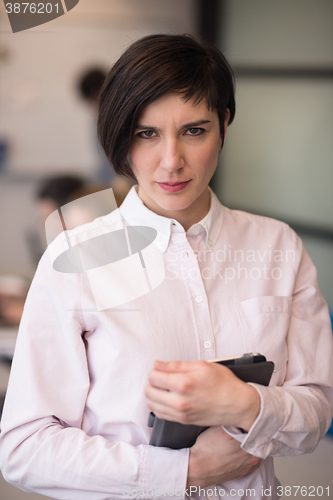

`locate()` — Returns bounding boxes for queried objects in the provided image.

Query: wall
[215,0,333,307]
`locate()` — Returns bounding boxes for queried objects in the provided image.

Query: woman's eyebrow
[135,125,159,131]
[182,120,211,128]
[135,120,211,131]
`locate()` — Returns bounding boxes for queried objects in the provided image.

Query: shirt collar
[187,189,224,251]
[119,186,223,253]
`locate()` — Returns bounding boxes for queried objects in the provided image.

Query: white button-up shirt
[0,186,332,500]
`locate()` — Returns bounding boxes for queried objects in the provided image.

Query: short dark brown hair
[98,34,235,179]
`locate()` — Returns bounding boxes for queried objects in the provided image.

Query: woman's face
[128,93,229,229]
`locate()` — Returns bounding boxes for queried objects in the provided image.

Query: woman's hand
[145,360,261,431]
[187,427,261,488]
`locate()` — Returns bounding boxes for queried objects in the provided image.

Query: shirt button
[247,441,255,448]
[204,341,211,349]
[207,492,215,500]
[195,296,203,303]
[160,242,166,250]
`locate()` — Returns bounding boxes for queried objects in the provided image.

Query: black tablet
[148,353,274,449]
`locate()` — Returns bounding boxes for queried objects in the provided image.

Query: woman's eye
[186,128,204,136]
[138,130,156,139]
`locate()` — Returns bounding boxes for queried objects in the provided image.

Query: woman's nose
[160,139,184,172]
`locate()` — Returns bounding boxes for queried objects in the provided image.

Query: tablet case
[148,355,274,449]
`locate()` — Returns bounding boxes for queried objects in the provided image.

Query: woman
[0,34,332,500]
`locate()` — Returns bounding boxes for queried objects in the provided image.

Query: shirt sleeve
[224,235,333,459]
[0,250,189,500]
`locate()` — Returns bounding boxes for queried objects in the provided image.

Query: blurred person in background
[78,67,133,198]
[28,175,87,266]
[1,174,126,326]
[0,175,85,326]
[37,175,86,226]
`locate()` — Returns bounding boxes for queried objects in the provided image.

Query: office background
[0,1,332,498]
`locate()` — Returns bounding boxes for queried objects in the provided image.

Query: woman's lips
[157,180,191,192]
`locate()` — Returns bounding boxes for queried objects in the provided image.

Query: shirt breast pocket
[235,296,292,384]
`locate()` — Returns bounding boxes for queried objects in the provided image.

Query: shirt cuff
[140,444,189,499]
[223,383,285,459]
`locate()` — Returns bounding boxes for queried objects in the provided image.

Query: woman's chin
[155,195,193,213]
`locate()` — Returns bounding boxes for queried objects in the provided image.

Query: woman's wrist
[234,384,261,432]
[186,447,199,488]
